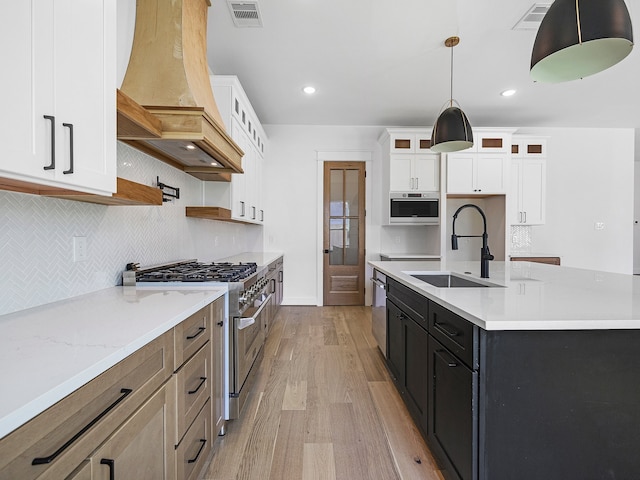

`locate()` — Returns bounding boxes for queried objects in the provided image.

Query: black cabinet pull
[32,388,133,465]
[188,377,207,395]
[271,278,276,294]
[435,322,459,337]
[436,349,459,368]
[187,439,207,464]
[100,459,115,480]
[43,115,55,170]
[62,123,74,174]
[186,326,205,340]
[217,321,224,327]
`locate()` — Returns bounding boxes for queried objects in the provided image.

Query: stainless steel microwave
[389,192,439,224]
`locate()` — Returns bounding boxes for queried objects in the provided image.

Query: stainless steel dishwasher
[371,269,387,357]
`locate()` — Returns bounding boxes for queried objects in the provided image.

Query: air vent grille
[227,1,263,28]
[513,3,551,30]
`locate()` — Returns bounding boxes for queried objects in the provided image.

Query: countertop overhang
[370,260,640,331]
[0,285,227,439]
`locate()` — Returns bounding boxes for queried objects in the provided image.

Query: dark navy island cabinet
[385,277,640,480]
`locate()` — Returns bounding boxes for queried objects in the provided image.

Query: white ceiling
[205,0,640,130]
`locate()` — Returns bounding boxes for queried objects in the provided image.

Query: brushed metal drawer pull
[186,326,205,340]
[188,377,207,395]
[32,388,133,465]
[43,115,55,170]
[435,322,459,337]
[187,439,207,464]
[100,458,115,480]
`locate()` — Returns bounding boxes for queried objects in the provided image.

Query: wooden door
[323,161,365,305]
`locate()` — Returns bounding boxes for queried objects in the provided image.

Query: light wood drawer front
[176,400,212,480]
[175,342,211,444]
[0,330,174,480]
[174,305,210,370]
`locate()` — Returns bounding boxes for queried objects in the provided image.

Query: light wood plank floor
[202,306,445,480]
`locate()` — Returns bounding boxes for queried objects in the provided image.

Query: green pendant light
[530,0,634,83]
[431,36,474,153]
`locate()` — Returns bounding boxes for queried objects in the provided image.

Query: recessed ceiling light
[185,144,196,150]
[501,89,517,97]
[303,86,316,94]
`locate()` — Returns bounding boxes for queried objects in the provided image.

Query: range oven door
[230,292,272,418]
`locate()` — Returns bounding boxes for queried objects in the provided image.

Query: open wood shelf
[186,206,258,225]
[46,177,163,206]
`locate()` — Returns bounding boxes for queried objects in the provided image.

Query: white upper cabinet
[389,132,434,154]
[208,75,267,224]
[389,154,439,192]
[446,153,508,194]
[445,128,515,195]
[382,128,440,193]
[510,136,547,225]
[467,131,512,153]
[511,137,547,158]
[0,0,116,195]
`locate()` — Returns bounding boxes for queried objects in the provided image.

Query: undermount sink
[405,271,502,288]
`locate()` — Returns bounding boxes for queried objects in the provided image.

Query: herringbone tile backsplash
[0,143,261,316]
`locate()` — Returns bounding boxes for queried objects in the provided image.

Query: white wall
[516,127,635,274]
[262,125,387,305]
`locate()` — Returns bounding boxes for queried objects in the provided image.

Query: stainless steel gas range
[123,259,273,420]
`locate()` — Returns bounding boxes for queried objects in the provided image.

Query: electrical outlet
[73,236,87,262]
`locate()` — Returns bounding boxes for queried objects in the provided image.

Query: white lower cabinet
[446,153,508,194]
[510,158,546,225]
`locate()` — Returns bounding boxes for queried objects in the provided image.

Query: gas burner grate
[135,261,258,283]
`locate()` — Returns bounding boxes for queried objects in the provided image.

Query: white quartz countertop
[369,260,640,331]
[0,285,227,439]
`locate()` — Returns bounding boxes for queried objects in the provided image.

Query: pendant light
[530,0,633,83]
[431,36,473,153]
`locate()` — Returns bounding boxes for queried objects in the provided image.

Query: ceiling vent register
[228,1,263,28]
[513,3,551,30]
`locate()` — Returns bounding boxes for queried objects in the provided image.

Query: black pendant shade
[430,107,473,153]
[430,36,474,153]
[530,0,633,83]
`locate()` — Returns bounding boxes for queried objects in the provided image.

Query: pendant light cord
[575,0,582,45]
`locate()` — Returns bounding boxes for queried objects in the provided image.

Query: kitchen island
[369,259,640,480]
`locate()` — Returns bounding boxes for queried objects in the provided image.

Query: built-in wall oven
[389,192,439,224]
[123,260,271,423]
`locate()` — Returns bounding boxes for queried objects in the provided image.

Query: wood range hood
[117,0,243,182]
